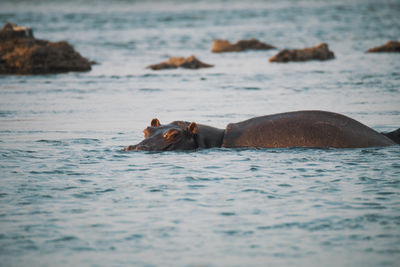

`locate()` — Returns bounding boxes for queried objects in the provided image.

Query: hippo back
[222,110,395,148]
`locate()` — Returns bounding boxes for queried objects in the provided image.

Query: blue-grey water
[1,0,400,266]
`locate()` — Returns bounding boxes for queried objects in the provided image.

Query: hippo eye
[163,129,180,140]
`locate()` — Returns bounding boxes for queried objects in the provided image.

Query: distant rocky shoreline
[1,22,398,74]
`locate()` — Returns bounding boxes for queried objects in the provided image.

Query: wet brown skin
[125,111,397,151]
[125,119,224,151]
[222,111,394,148]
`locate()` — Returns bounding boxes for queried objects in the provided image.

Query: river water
[1,0,400,266]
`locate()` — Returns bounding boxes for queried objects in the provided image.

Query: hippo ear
[187,122,198,135]
[151,118,161,127]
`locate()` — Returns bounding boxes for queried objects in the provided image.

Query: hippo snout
[124,144,140,151]
[124,142,155,151]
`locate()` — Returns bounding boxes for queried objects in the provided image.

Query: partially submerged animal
[125,111,399,151]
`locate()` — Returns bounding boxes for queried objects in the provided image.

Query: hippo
[124,111,399,151]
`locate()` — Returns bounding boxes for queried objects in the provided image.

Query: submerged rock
[269,43,335,63]
[366,41,400,53]
[211,39,275,53]
[147,55,214,70]
[0,22,92,75]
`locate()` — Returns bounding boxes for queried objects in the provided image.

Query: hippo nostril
[125,145,138,151]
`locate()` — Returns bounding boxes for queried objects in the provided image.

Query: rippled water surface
[1,0,400,266]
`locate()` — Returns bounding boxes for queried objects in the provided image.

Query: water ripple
[1,1,400,266]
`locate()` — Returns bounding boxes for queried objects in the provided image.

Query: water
[1,0,400,266]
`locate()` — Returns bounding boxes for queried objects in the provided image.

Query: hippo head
[125,118,199,151]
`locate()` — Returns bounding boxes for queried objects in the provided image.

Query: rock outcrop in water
[147,55,214,70]
[269,43,335,63]
[0,22,92,75]
[366,41,400,53]
[211,39,276,53]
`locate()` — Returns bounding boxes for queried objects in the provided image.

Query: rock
[211,39,275,53]
[0,22,33,39]
[147,55,214,70]
[0,22,92,75]
[269,43,335,63]
[366,41,400,53]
